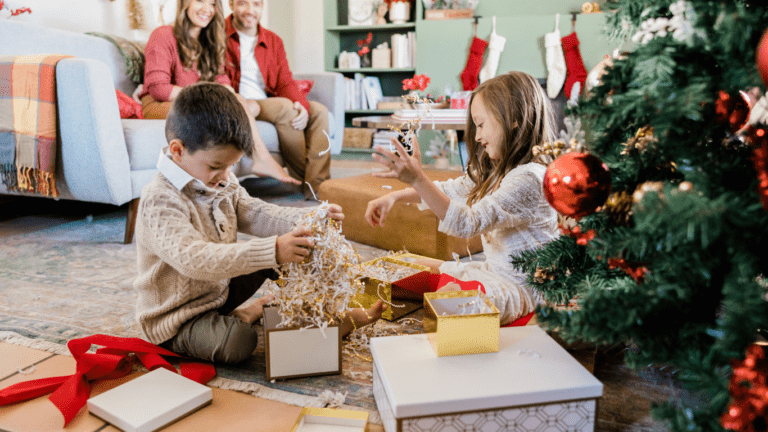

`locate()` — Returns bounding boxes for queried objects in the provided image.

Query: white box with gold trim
[371,326,603,432]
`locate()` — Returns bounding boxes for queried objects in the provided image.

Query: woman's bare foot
[230,295,274,324]
[250,157,302,185]
[339,300,388,337]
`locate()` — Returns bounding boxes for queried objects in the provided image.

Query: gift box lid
[370,326,603,418]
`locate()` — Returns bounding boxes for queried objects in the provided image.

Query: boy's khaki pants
[161,269,277,364]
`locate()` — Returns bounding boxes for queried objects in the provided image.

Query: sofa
[0,20,345,243]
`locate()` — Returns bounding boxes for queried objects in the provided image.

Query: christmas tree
[514,1,768,430]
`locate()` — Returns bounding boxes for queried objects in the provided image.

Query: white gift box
[87,368,212,432]
[371,326,603,432]
[263,305,341,380]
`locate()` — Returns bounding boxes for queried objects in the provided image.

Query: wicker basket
[343,127,375,149]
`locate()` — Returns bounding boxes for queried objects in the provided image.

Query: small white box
[290,407,369,432]
[87,367,212,432]
[371,326,603,432]
[264,305,341,380]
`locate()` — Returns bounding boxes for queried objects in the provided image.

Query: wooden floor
[0,158,680,431]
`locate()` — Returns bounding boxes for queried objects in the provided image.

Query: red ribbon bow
[0,334,215,426]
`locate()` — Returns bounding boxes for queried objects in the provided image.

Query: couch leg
[124,198,139,244]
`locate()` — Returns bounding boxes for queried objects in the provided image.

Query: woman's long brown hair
[464,72,556,206]
[173,0,227,82]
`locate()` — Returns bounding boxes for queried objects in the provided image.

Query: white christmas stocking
[545,14,567,98]
[479,16,507,84]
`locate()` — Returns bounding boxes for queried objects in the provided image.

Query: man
[225,0,330,198]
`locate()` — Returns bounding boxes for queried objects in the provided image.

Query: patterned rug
[0,208,428,420]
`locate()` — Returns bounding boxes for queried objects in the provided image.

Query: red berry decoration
[715,90,752,135]
[543,152,612,219]
[748,124,768,211]
[757,28,768,88]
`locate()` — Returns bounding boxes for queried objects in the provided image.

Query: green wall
[416,12,615,97]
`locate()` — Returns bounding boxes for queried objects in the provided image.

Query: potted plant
[385,0,411,24]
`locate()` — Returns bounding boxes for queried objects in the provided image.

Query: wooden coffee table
[352,115,467,131]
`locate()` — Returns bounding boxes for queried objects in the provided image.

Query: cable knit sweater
[134,170,309,344]
[429,162,559,324]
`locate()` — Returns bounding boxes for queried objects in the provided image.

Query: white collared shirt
[156,147,228,192]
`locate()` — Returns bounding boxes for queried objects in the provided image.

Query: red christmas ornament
[607,257,648,283]
[715,90,752,135]
[757,28,768,88]
[543,152,611,219]
[748,124,768,211]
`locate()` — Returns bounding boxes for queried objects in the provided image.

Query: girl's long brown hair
[173,0,227,82]
[464,71,556,206]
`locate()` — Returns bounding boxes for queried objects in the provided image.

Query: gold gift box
[353,253,433,321]
[423,290,500,356]
[290,407,369,431]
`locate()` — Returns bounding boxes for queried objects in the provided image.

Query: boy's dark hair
[165,82,254,155]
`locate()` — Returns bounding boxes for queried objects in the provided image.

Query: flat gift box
[290,407,369,432]
[423,289,500,356]
[371,326,604,432]
[263,305,341,380]
[353,252,433,321]
[86,367,212,432]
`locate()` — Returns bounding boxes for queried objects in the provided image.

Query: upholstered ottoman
[317,170,482,260]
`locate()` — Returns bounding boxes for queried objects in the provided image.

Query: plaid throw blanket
[0,54,72,197]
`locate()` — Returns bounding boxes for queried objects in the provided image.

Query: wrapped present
[290,407,369,432]
[371,326,604,432]
[353,252,434,321]
[263,305,341,380]
[423,289,500,356]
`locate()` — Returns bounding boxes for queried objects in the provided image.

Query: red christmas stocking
[561,32,588,99]
[460,37,489,91]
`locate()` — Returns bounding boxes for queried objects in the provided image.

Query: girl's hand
[365,193,397,227]
[372,136,425,185]
[327,204,344,222]
[276,227,314,264]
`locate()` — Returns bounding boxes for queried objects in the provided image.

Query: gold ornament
[533,266,557,284]
[621,126,657,155]
[678,181,693,192]
[532,138,583,158]
[602,191,634,226]
[632,181,664,203]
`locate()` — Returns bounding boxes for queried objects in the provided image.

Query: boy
[134,82,383,363]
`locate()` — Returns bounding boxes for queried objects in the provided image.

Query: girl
[140,0,297,185]
[365,71,560,325]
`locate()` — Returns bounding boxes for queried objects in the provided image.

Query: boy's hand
[327,204,344,222]
[276,227,314,264]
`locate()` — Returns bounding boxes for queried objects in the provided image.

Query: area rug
[0,209,427,422]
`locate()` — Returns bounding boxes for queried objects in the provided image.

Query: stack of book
[372,130,400,149]
[391,31,415,68]
[391,108,467,124]
[344,74,384,111]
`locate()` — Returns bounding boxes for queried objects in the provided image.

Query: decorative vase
[388,1,410,24]
[361,52,371,68]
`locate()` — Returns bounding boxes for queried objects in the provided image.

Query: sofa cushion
[122,119,167,171]
[124,119,281,172]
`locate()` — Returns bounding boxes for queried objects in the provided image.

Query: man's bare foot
[339,300,388,337]
[230,295,274,324]
[251,157,302,185]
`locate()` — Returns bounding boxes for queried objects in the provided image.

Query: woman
[140,0,298,184]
